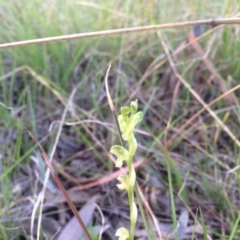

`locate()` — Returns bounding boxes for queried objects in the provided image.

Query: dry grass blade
[158,31,215,240]
[104,63,114,112]
[137,185,163,240]
[175,71,240,146]
[0,102,15,110]
[129,23,216,100]
[31,82,81,240]
[188,30,234,103]
[157,32,240,148]
[49,119,114,132]
[0,18,240,49]
[167,84,240,146]
[27,130,93,240]
[24,66,66,106]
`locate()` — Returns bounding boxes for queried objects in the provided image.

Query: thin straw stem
[0,18,239,49]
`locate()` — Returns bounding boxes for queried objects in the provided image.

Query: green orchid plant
[110,100,143,240]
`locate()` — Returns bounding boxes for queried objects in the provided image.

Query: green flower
[116,174,129,191]
[110,145,129,168]
[128,134,137,157]
[118,100,143,141]
[115,227,130,240]
[121,106,131,121]
[130,100,138,114]
[110,100,143,240]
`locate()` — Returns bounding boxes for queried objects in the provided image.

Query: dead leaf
[57,195,99,240]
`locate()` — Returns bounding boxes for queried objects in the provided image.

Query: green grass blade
[135,186,154,240]
[229,213,240,240]
[199,208,208,240]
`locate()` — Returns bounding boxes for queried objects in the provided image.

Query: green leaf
[200,208,208,240]
[0,106,10,120]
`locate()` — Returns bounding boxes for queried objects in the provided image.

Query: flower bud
[130,100,138,114]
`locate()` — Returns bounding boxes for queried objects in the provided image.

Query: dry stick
[1,18,240,49]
